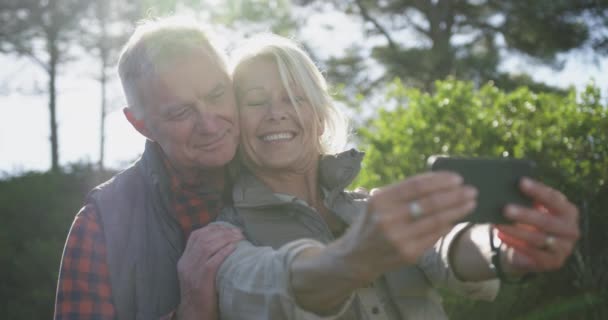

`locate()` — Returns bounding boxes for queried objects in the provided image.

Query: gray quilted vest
[88,141,184,320]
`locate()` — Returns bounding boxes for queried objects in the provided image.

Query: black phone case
[430,157,536,224]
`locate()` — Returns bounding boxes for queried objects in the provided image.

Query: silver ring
[542,235,556,250]
[408,201,423,220]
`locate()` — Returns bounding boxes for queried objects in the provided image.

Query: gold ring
[542,235,556,250]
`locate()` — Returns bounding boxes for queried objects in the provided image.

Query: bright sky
[1,10,606,176]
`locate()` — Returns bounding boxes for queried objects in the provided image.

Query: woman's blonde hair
[231,34,349,154]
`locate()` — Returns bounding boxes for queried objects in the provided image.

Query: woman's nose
[266,100,289,120]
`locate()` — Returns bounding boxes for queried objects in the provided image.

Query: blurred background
[0,0,607,319]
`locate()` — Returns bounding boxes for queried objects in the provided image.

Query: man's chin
[196,148,237,169]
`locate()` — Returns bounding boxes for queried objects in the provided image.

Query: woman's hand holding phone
[495,178,580,274]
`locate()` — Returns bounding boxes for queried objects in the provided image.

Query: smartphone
[429,156,536,224]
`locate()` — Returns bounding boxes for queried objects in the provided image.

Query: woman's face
[235,58,322,173]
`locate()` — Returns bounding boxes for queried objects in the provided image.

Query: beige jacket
[216,149,499,320]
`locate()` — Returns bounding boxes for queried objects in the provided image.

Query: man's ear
[123,107,151,139]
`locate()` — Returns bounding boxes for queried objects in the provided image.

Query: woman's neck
[251,159,347,236]
[255,163,322,209]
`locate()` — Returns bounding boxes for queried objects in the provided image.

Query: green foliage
[0,164,115,319]
[302,0,607,94]
[354,79,608,319]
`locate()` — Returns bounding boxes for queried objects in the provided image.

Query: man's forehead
[139,73,227,110]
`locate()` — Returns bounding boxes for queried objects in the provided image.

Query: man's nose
[194,102,222,133]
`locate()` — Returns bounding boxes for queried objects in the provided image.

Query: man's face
[139,50,239,176]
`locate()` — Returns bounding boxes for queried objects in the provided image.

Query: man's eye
[169,107,192,119]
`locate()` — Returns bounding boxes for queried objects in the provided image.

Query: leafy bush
[0,164,115,319]
[354,79,608,319]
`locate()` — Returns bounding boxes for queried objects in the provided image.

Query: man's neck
[161,156,225,191]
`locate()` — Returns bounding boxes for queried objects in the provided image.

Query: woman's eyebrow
[204,83,225,98]
[238,86,266,98]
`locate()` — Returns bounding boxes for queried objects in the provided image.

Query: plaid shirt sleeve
[54,205,116,320]
[54,205,179,320]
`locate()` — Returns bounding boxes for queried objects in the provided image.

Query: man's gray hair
[117,16,228,118]
[231,34,349,154]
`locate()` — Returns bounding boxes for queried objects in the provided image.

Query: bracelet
[489,226,535,284]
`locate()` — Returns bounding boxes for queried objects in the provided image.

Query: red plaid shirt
[54,160,226,320]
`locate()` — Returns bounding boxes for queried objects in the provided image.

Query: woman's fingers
[375,199,476,262]
[499,232,568,272]
[393,224,454,262]
[519,178,579,223]
[503,205,580,240]
[411,185,477,220]
[374,193,476,232]
[497,224,571,257]
[374,171,464,205]
[364,171,478,266]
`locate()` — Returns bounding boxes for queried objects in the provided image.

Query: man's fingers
[190,224,242,243]
[206,242,238,272]
[182,226,243,268]
[198,232,243,259]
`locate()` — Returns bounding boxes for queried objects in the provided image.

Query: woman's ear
[123,107,151,139]
[317,117,325,137]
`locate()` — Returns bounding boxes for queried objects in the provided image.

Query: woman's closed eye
[207,87,225,101]
[246,99,268,107]
[284,95,306,105]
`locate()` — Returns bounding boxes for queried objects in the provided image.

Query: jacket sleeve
[417,223,500,301]
[214,223,354,320]
[54,205,117,320]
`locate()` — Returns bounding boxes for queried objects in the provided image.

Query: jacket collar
[139,140,173,213]
[232,148,365,209]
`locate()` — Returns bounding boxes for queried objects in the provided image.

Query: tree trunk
[48,39,59,172]
[426,0,455,89]
[99,54,107,170]
[96,0,111,171]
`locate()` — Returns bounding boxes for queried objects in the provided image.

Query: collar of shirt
[160,152,226,239]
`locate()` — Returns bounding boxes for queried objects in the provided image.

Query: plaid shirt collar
[159,149,226,238]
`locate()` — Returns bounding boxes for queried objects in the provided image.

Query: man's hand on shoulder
[176,224,243,320]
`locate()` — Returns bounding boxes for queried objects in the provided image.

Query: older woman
[215,34,580,319]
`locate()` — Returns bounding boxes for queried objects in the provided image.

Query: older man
[54,18,243,320]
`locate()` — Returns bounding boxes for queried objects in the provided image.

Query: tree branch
[354,0,398,51]
[7,40,49,72]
